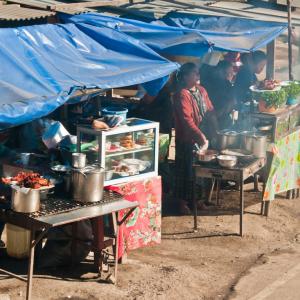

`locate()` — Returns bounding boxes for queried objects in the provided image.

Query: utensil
[217,155,237,168]
[241,132,267,158]
[196,149,218,162]
[217,130,240,150]
[71,164,104,203]
[72,153,86,169]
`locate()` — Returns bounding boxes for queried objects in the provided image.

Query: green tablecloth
[264,129,300,201]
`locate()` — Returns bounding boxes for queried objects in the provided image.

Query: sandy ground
[0,184,299,300]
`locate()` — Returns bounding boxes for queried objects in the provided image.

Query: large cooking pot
[241,132,267,158]
[71,165,104,203]
[11,187,40,213]
[217,130,240,150]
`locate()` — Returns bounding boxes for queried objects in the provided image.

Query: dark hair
[176,62,198,82]
[217,60,233,72]
[240,53,250,65]
[252,50,267,65]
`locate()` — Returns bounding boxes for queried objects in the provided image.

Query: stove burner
[29,190,123,219]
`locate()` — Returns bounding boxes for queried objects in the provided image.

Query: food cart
[248,104,300,215]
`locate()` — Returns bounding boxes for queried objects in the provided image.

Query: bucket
[6,224,30,259]
[101,107,128,127]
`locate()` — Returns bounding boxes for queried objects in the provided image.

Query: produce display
[251,80,287,110]
[2,172,50,189]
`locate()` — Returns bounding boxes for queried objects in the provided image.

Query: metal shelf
[105,146,152,158]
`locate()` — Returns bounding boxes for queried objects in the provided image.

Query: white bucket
[6,224,30,259]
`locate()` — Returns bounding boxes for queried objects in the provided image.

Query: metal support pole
[239,174,244,237]
[288,0,294,80]
[26,230,36,300]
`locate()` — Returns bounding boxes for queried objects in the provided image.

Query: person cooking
[173,62,218,215]
[235,50,267,106]
[202,60,236,130]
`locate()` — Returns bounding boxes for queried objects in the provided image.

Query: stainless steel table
[0,191,138,300]
[193,158,266,236]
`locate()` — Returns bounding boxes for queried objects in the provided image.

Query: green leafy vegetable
[282,81,300,99]
[252,89,287,108]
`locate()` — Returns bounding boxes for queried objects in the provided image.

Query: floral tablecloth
[263,129,300,201]
[109,176,161,258]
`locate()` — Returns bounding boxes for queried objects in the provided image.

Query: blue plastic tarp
[159,13,288,52]
[0,23,178,129]
[60,13,211,57]
[62,12,287,55]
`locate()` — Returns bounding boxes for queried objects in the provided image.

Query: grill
[29,190,123,219]
[195,157,258,170]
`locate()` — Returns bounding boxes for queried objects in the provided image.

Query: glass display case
[76,118,159,185]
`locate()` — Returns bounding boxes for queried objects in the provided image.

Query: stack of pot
[71,153,104,203]
[217,130,267,158]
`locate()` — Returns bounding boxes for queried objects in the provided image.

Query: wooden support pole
[266,40,275,80]
[288,0,294,80]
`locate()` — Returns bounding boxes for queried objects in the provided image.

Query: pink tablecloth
[108,176,162,258]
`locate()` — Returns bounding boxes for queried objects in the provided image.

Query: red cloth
[108,176,162,259]
[173,85,214,145]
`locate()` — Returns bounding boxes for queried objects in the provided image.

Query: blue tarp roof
[0,22,178,129]
[62,12,287,55]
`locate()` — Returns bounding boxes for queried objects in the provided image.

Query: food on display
[2,172,50,189]
[136,134,148,146]
[120,134,135,149]
[257,79,280,91]
[92,119,109,130]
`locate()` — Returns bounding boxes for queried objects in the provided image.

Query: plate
[51,165,71,172]
[250,85,281,93]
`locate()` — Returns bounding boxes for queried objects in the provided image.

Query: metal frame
[0,194,138,300]
[192,158,266,237]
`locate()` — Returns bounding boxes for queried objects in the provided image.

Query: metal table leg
[239,175,244,237]
[193,169,198,231]
[216,179,221,206]
[263,201,271,217]
[26,229,35,300]
[114,212,119,284]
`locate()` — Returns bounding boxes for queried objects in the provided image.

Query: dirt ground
[0,183,299,300]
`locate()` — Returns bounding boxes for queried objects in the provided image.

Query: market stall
[0,18,178,299]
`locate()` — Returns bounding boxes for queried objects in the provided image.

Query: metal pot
[11,187,40,213]
[71,165,104,203]
[217,130,240,150]
[241,132,267,158]
[196,149,218,162]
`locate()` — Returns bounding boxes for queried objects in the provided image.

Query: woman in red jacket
[173,62,217,215]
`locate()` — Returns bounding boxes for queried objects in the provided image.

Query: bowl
[217,155,237,168]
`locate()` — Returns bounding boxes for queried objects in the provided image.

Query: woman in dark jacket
[202,60,236,130]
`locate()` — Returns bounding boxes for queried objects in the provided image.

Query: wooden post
[288,0,294,80]
[266,40,275,80]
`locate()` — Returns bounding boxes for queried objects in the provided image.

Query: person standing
[235,50,267,105]
[173,62,217,215]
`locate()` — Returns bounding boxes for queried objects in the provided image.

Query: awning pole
[288,0,293,80]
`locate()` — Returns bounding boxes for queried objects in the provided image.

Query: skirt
[174,141,194,204]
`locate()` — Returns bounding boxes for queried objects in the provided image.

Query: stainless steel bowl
[217,155,237,168]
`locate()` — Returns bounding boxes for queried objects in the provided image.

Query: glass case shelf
[76,118,159,186]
